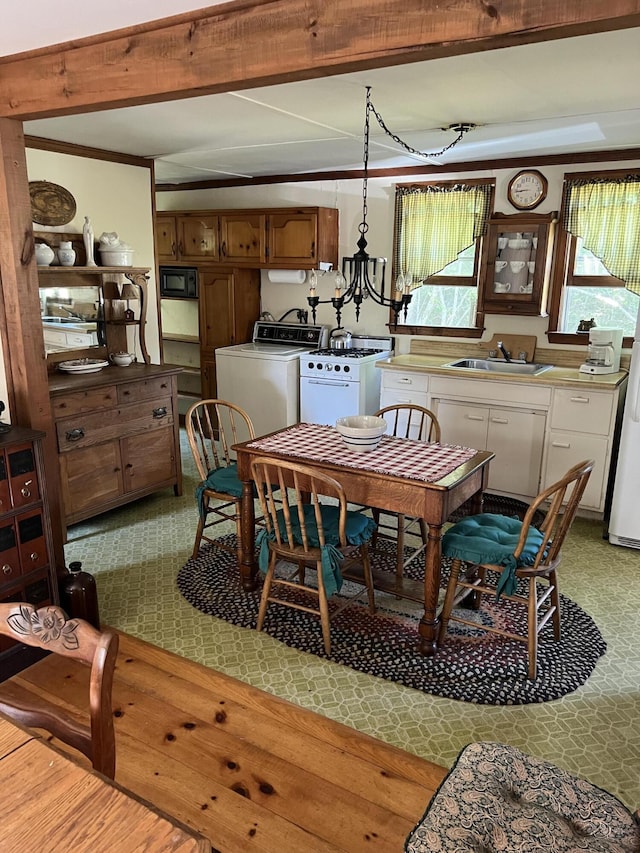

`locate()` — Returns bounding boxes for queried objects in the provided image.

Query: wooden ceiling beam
[1,0,640,120]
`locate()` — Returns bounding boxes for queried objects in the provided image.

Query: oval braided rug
[177,536,606,705]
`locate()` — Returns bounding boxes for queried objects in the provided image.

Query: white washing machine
[215,321,328,438]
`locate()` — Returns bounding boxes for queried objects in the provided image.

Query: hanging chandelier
[307,86,475,326]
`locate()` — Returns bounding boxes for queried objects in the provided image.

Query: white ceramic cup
[110,352,135,367]
[527,261,536,273]
[509,261,526,273]
[495,260,508,272]
[519,284,533,293]
[494,282,511,293]
[497,237,509,250]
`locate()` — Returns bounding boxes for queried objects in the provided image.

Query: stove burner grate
[307,348,384,359]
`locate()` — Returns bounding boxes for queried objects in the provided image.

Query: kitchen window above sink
[444,358,555,376]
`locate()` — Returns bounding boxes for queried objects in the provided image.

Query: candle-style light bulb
[403,272,413,294]
[394,272,405,301]
[334,270,346,298]
[309,268,317,296]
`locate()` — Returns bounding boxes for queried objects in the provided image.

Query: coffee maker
[579,328,623,375]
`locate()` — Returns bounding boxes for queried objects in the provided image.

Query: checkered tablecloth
[247,422,478,483]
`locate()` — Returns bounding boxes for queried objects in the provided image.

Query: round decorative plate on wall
[507,170,548,210]
[29,181,77,226]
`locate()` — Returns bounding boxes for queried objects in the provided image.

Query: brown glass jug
[60,562,100,629]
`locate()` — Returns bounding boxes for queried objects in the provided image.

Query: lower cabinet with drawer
[541,386,625,512]
[49,365,183,530]
[379,368,430,408]
[379,363,627,514]
[0,427,58,677]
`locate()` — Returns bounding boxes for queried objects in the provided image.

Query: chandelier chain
[359,88,372,235]
[368,98,471,159]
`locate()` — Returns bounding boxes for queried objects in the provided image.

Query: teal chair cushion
[442,513,545,597]
[196,463,256,520]
[257,505,376,596]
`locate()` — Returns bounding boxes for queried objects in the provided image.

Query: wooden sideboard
[48,364,183,532]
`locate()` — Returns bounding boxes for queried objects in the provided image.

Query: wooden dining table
[234,422,493,655]
[0,713,209,852]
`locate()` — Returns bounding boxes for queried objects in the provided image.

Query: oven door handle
[305,379,352,387]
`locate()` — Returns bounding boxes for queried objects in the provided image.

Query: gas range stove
[307,347,386,359]
[299,334,394,425]
[299,336,393,381]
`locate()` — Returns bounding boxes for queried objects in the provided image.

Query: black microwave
[159,266,198,299]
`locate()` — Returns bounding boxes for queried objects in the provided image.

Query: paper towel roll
[266,269,306,284]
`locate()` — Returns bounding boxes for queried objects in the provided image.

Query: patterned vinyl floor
[64,431,640,810]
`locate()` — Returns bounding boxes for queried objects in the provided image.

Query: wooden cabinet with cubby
[0,427,58,678]
[479,212,557,316]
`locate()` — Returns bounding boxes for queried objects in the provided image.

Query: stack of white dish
[58,358,109,374]
[335,415,387,452]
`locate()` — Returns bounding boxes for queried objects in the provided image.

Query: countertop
[376,354,628,391]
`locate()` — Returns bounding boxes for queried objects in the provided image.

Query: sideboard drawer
[56,396,174,451]
[51,386,117,418]
[117,375,174,404]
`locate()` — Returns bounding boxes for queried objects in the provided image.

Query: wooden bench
[1,630,447,852]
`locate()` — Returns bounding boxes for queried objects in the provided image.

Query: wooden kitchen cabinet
[156,207,338,269]
[219,212,267,265]
[49,365,183,531]
[268,208,339,267]
[198,266,261,400]
[479,212,556,316]
[0,428,58,676]
[155,213,219,262]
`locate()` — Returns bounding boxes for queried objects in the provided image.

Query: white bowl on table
[335,415,387,452]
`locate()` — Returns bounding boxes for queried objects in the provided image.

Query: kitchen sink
[41,316,83,324]
[444,358,555,376]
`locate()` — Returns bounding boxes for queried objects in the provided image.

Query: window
[392,179,494,335]
[549,170,640,342]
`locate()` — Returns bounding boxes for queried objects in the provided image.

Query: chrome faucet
[497,341,511,362]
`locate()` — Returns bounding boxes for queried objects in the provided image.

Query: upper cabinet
[479,212,557,316]
[156,207,338,269]
[219,212,267,265]
[156,213,219,263]
[268,209,338,267]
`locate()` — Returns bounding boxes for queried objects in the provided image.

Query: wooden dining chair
[251,457,377,655]
[370,404,441,578]
[438,459,594,680]
[186,398,256,562]
[0,602,118,778]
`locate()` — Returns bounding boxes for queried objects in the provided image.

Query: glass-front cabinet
[479,212,557,316]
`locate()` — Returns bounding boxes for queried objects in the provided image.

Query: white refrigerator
[609,306,640,548]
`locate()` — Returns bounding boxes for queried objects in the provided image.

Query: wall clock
[507,170,548,210]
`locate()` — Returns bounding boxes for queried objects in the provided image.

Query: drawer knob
[29,552,39,562]
[21,487,31,498]
[153,407,168,419]
[2,564,12,575]
[66,427,85,442]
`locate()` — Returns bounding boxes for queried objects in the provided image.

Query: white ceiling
[5,6,640,184]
